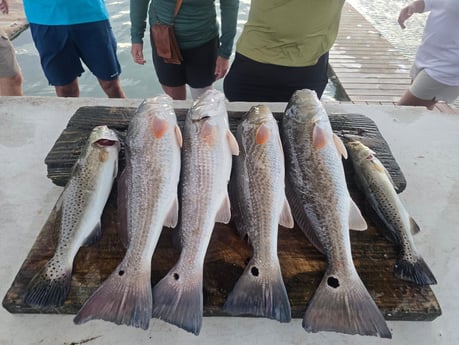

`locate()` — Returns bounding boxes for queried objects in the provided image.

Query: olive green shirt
[237,0,345,66]
[130,0,239,59]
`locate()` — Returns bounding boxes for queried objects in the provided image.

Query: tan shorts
[410,65,459,103]
[0,34,20,78]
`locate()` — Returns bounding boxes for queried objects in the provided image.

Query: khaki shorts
[0,34,20,78]
[410,65,459,103]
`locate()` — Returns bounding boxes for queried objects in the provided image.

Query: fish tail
[302,269,392,338]
[395,255,437,285]
[73,267,152,329]
[24,257,72,309]
[151,266,203,335]
[223,258,291,322]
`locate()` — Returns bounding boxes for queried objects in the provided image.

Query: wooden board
[2,105,441,321]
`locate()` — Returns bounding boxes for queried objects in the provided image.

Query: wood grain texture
[2,105,441,321]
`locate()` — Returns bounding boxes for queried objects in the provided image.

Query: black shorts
[223,52,329,102]
[150,33,218,88]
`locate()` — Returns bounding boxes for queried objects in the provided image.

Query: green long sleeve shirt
[130,0,239,59]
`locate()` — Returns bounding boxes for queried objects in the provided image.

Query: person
[223,0,345,102]
[130,0,239,100]
[22,0,126,98]
[397,0,459,109]
[0,0,23,96]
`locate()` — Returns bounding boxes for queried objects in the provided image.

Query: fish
[73,95,183,329]
[224,104,293,322]
[280,89,391,338]
[345,139,437,285]
[151,89,239,335]
[24,125,120,309]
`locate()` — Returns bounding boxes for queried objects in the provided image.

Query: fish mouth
[94,139,118,147]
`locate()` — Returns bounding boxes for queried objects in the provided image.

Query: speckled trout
[345,139,437,285]
[224,104,293,322]
[151,89,239,335]
[281,89,391,338]
[25,125,120,309]
[74,95,182,329]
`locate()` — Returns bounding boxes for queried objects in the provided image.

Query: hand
[1,0,9,15]
[398,1,424,29]
[131,43,146,65]
[214,56,229,80]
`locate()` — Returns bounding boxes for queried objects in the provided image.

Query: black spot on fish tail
[223,259,291,323]
[151,268,203,335]
[394,255,437,285]
[74,267,152,329]
[24,261,72,309]
[302,270,392,339]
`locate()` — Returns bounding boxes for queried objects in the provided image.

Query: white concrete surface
[0,96,457,345]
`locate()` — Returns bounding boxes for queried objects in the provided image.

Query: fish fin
[175,124,183,148]
[224,258,291,322]
[279,197,294,229]
[255,124,271,145]
[333,133,348,159]
[117,169,129,248]
[163,197,179,229]
[200,122,217,147]
[82,221,102,246]
[74,266,152,329]
[285,181,325,254]
[394,255,437,285]
[215,194,232,224]
[373,159,398,191]
[410,216,421,235]
[349,198,367,231]
[227,129,240,156]
[151,116,169,139]
[152,266,203,335]
[312,123,328,150]
[24,257,72,309]
[303,269,392,338]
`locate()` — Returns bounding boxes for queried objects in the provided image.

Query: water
[12,0,435,102]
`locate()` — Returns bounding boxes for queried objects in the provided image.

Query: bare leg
[189,85,213,100]
[0,73,23,96]
[161,84,187,100]
[98,78,126,98]
[397,89,436,110]
[55,78,80,97]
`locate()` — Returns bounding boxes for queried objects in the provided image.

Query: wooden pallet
[2,105,441,322]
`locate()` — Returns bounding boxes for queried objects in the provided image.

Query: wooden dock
[330,2,458,114]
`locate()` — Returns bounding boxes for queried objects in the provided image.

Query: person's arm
[1,0,10,15]
[398,0,425,29]
[214,0,239,79]
[130,0,151,64]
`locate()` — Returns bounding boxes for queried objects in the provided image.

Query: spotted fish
[25,125,120,309]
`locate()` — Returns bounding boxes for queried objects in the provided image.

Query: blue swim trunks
[29,20,122,86]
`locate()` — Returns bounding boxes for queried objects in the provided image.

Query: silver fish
[25,125,120,309]
[345,139,436,285]
[281,89,391,338]
[74,95,183,329]
[151,89,239,335]
[224,104,293,322]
